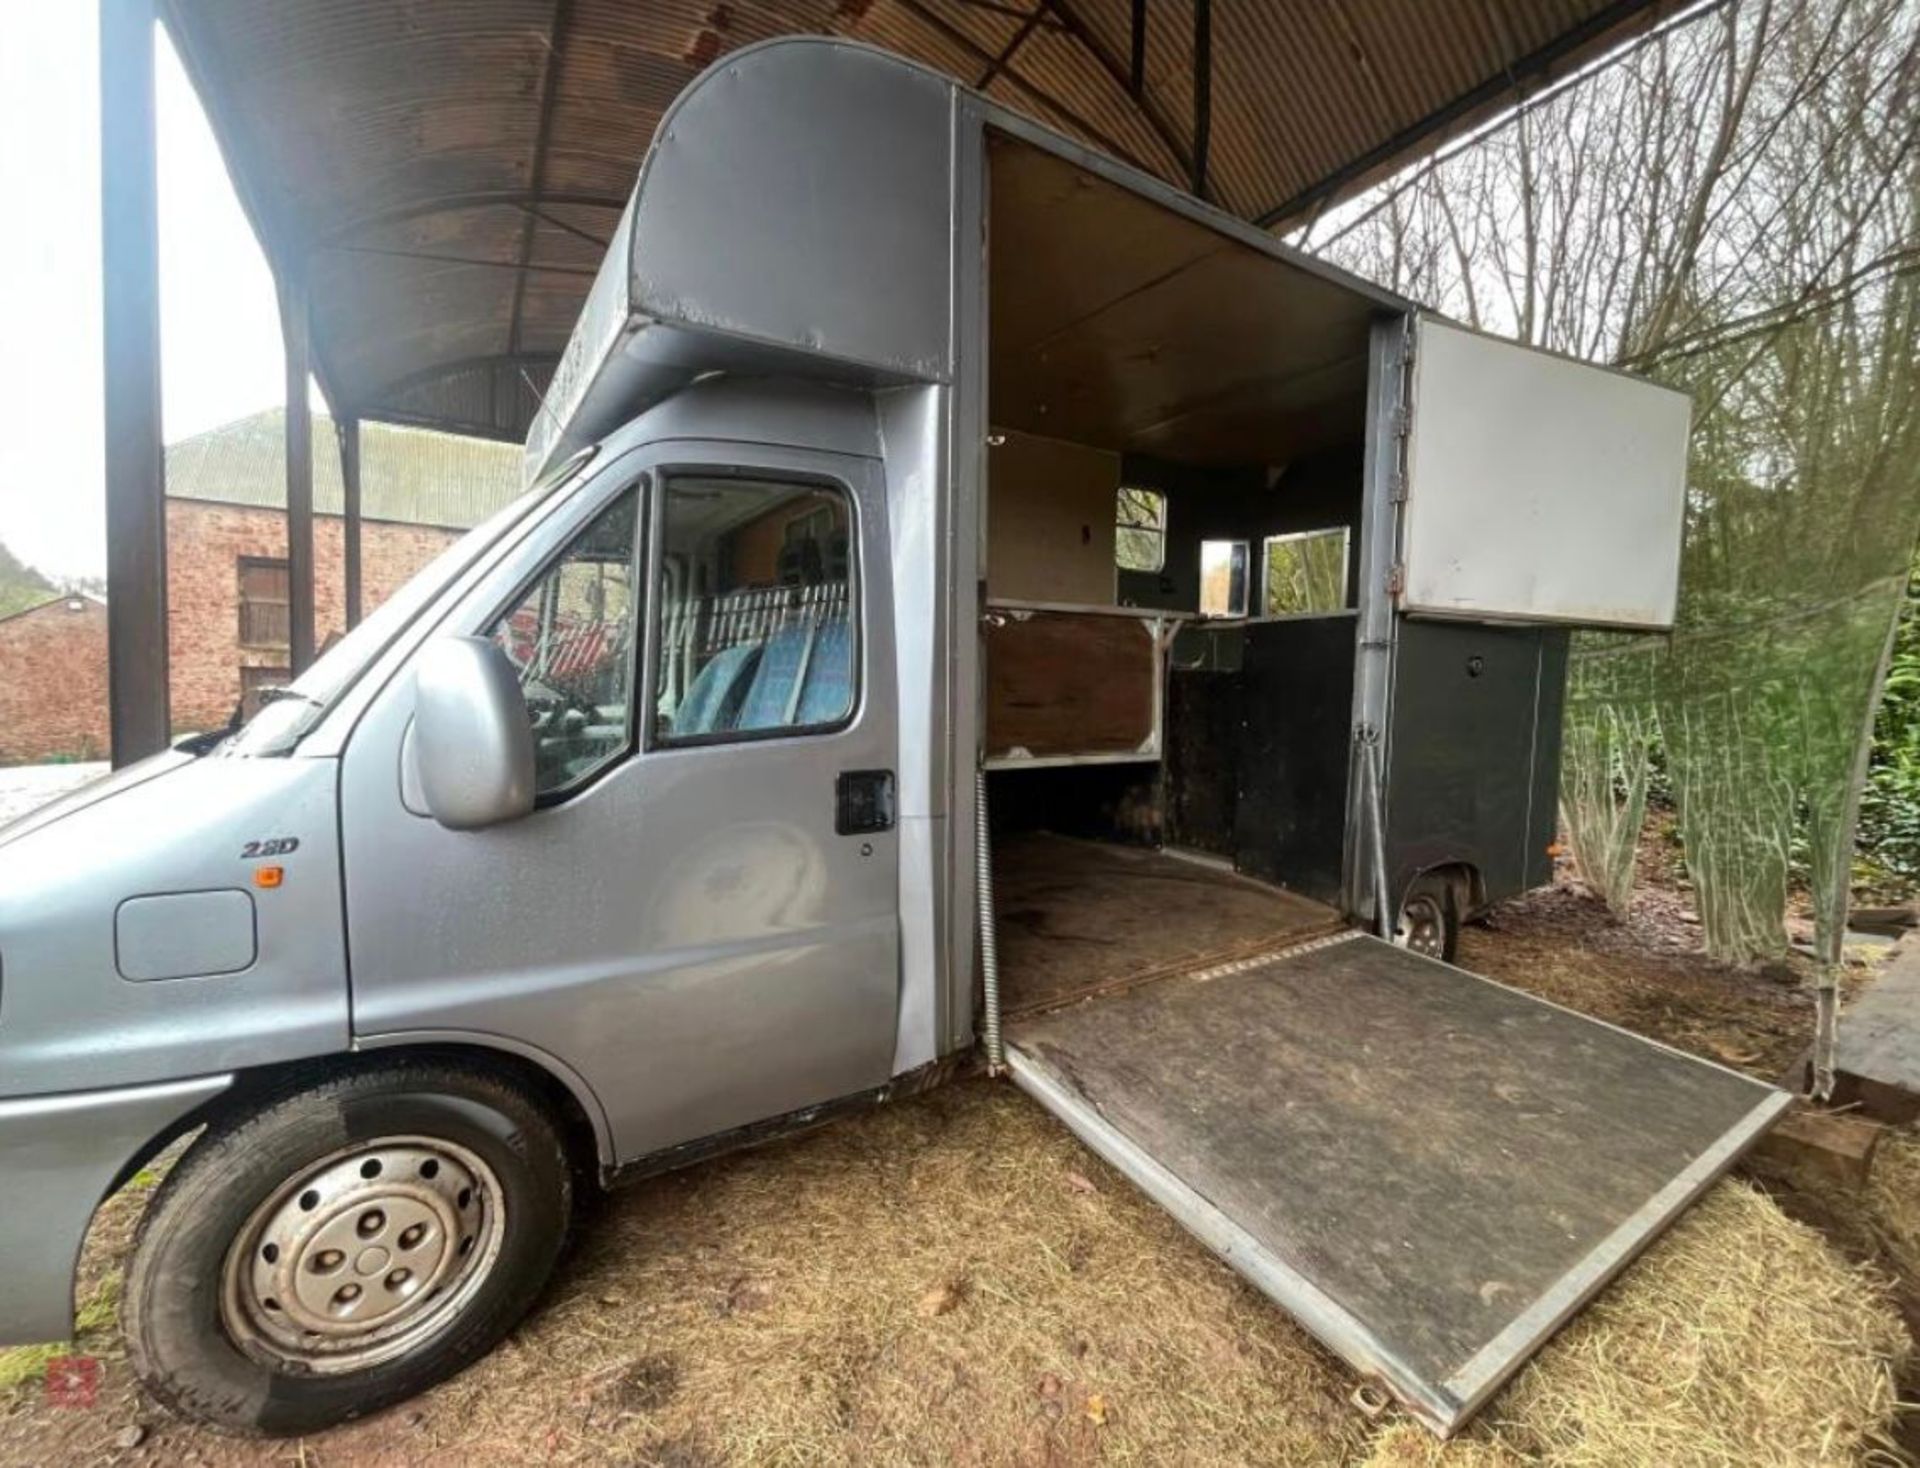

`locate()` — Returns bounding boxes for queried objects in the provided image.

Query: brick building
[0,411,519,762]
[0,593,111,764]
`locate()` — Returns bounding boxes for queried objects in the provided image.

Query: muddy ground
[2,835,1914,1466]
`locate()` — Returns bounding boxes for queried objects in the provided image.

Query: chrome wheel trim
[1396,894,1448,959]
[219,1135,506,1375]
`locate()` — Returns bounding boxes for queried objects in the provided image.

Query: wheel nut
[357,1208,386,1238]
[311,1249,345,1272]
[385,1268,413,1291]
[398,1224,426,1249]
[335,1283,362,1305]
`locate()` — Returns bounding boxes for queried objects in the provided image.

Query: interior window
[1199,539,1251,618]
[654,475,857,743]
[486,489,641,797]
[1115,487,1166,572]
[1265,527,1350,615]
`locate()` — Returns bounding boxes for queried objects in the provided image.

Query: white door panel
[1401,318,1691,629]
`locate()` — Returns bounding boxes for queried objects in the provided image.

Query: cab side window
[486,489,641,796]
[654,475,857,744]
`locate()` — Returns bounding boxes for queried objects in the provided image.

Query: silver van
[0,38,1789,1439]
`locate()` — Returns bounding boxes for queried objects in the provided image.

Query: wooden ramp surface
[1006,932,1791,1435]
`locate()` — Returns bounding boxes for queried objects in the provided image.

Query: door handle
[836,770,895,835]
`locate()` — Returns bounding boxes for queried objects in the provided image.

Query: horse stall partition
[1165,615,1356,904]
[982,603,1180,769]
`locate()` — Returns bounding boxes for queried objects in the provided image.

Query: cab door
[340,440,900,1162]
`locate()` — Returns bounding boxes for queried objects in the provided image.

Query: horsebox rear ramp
[1003,931,1792,1436]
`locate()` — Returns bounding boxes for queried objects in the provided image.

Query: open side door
[1398,317,1691,630]
[1004,932,1789,1436]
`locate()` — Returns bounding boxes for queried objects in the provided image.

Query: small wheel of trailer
[1394,873,1460,963]
[123,1060,573,1436]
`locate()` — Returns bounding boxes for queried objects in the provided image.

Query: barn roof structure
[99,0,1697,760]
[158,0,1694,443]
[167,410,521,531]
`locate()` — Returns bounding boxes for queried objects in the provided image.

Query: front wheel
[124,1059,573,1436]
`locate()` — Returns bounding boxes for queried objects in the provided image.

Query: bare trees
[1299,0,1920,1028]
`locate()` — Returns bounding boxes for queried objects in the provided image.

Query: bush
[1857,572,1920,888]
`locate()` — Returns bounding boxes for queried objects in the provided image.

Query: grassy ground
[2,861,1914,1466]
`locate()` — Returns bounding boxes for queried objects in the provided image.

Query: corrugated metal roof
[165,410,523,530]
[162,0,1687,442]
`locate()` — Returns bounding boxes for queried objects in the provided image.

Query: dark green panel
[1386,620,1568,908]
[1233,616,1355,902]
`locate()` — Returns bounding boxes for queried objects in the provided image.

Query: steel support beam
[316,189,630,248]
[338,417,362,629]
[505,0,574,367]
[279,270,316,674]
[1043,0,1192,180]
[100,0,171,765]
[1251,0,1674,228]
[1129,0,1146,95]
[977,3,1047,89]
[892,0,1155,175]
[1191,0,1212,200]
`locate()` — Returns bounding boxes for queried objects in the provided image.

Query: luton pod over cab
[0,38,1783,1439]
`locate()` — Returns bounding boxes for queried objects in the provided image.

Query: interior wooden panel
[986,429,1119,604]
[987,138,1224,358]
[988,133,1378,466]
[985,611,1157,760]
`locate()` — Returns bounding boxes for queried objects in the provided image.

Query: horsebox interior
[972,135,1792,1440]
[981,131,1378,1015]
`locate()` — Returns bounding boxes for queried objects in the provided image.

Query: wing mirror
[408,637,536,830]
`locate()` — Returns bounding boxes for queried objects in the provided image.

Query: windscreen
[223,453,592,757]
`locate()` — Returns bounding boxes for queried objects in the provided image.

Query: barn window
[237,557,291,648]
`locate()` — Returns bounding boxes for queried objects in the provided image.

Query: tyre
[1395,872,1460,963]
[124,1058,573,1436]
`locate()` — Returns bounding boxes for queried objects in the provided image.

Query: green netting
[1660,652,1797,964]
[1559,577,1907,1092]
[1298,0,1920,1093]
[1564,578,1909,960]
[1561,637,1660,916]
[1561,373,1914,966]
[1859,573,1920,882]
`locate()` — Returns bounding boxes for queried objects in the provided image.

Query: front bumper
[0,1074,231,1345]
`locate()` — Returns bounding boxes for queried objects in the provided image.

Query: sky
[0,4,303,584]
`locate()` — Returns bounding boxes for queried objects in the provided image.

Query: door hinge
[1385,563,1406,596]
[1388,470,1409,504]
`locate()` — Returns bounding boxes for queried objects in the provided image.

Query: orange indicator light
[254,865,285,889]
